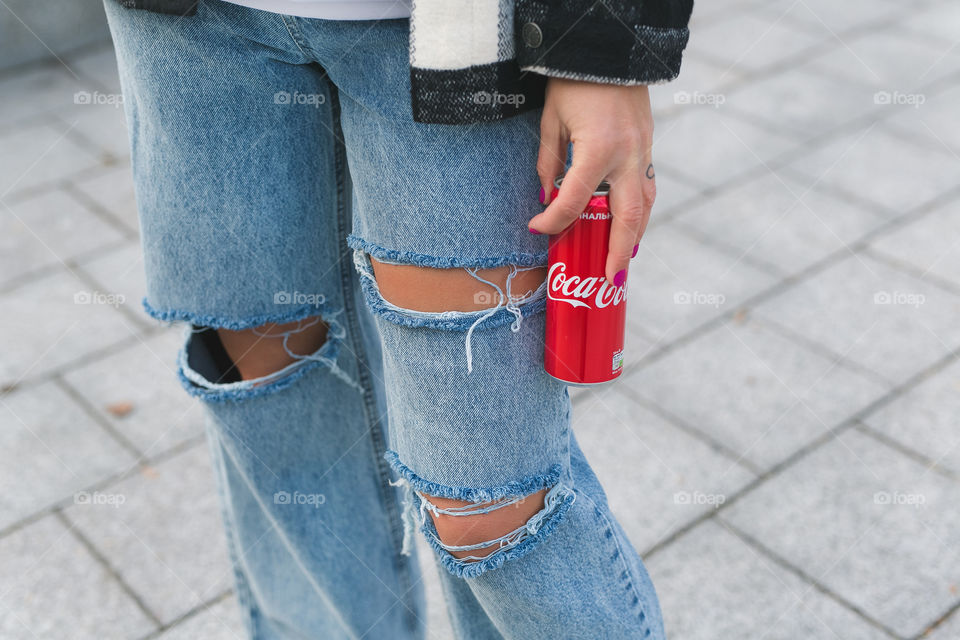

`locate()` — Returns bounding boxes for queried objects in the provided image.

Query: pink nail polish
[613,269,627,287]
[631,244,639,258]
[538,187,545,204]
[529,227,541,235]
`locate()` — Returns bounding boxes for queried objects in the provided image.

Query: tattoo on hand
[646,163,655,180]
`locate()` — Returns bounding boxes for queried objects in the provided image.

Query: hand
[528,78,656,287]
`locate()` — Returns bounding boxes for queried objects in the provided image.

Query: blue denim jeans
[104,1,665,638]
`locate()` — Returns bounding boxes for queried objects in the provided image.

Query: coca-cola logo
[547,262,626,309]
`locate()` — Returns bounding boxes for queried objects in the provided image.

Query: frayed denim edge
[357,270,546,331]
[168,311,358,402]
[142,297,326,330]
[352,250,546,332]
[347,234,548,269]
[384,450,577,579]
[385,450,561,502]
[425,490,576,579]
[176,355,329,403]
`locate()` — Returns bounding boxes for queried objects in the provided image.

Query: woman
[103,0,692,637]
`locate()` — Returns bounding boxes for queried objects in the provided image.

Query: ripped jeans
[104,1,665,638]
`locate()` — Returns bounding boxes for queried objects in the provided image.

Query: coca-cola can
[544,176,627,385]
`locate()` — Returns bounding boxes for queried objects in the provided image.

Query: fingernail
[538,187,545,204]
[529,227,541,235]
[613,269,627,287]
[631,244,639,258]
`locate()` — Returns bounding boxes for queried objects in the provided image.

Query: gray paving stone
[647,519,889,640]
[651,55,742,117]
[721,65,880,141]
[863,357,960,477]
[688,0,758,25]
[0,515,156,639]
[75,242,150,323]
[156,596,245,640]
[870,202,960,289]
[783,124,960,215]
[0,66,88,125]
[721,429,960,639]
[625,225,777,344]
[0,121,103,197]
[0,62,95,125]
[0,1,110,71]
[572,386,755,551]
[690,0,758,24]
[0,188,126,288]
[54,53,128,159]
[0,268,137,387]
[752,0,905,33]
[654,105,798,190]
[884,83,960,158]
[70,163,140,234]
[59,99,130,161]
[0,381,134,531]
[807,29,960,91]
[672,172,886,275]
[899,1,960,46]
[69,44,123,95]
[624,322,658,362]
[685,11,826,74]
[631,317,889,470]
[63,328,202,458]
[647,169,704,220]
[64,445,232,626]
[754,253,960,384]
[927,608,960,640]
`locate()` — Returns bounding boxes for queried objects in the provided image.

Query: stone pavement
[1,0,959,637]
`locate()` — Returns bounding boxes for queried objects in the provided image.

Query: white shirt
[222,0,411,21]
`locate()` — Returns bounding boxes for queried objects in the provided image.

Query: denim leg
[351,252,664,639]
[432,566,505,640]
[185,313,424,639]
[102,1,431,636]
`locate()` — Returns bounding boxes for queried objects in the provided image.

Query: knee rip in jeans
[386,451,577,579]
[352,249,548,373]
[177,310,360,402]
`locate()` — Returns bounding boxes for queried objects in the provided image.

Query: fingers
[528,150,607,236]
[605,164,654,285]
[536,115,567,207]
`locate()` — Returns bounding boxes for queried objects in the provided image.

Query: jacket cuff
[514,0,692,85]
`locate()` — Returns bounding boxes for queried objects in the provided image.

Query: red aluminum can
[544,176,627,385]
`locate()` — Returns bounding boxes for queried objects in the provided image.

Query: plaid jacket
[113,0,694,124]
